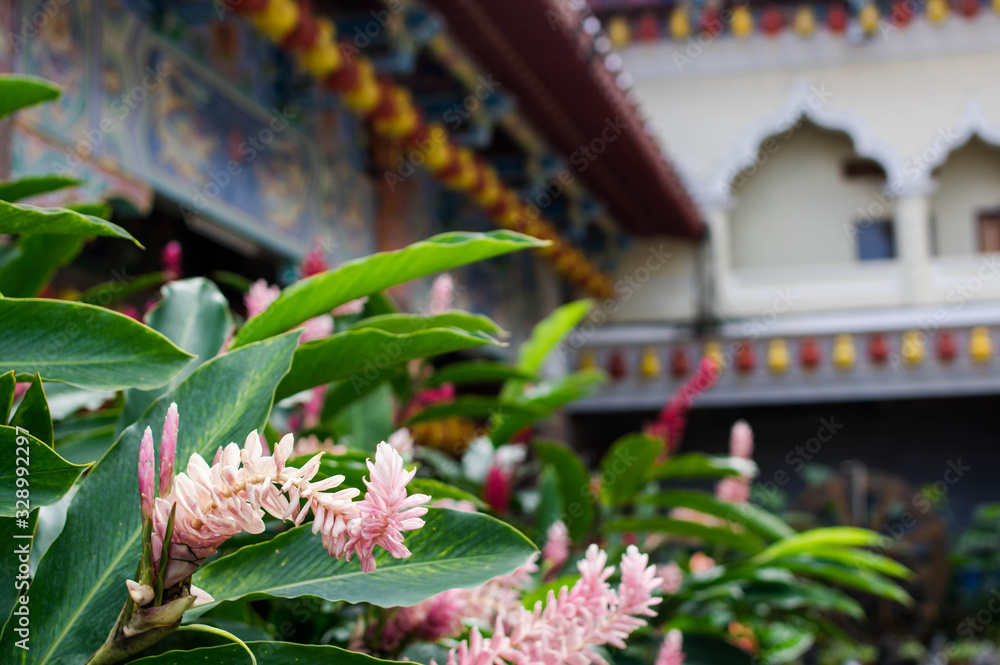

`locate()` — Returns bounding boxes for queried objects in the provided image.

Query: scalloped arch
[912,101,1000,180]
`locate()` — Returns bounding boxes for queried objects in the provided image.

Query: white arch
[912,100,1000,181]
[705,79,903,207]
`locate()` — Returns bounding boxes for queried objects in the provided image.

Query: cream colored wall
[728,123,887,270]
[931,138,1000,256]
[607,236,700,322]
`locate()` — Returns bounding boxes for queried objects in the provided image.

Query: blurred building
[570,1,1000,519]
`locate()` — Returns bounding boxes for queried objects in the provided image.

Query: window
[855,219,895,261]
[978,210,1000,253]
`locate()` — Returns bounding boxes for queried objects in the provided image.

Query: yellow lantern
[298,19,341,78]
[927,0,950,23]
[704,341,724,371]
[731,5,754,37]
[970,326,993,363]
[342,60,381,114]
[767,338,791,374]
[859,3,880,35]
[994,0,1000,14]
[901,331,926,365]
[832,334,856,370]
[669,7,692,40]
[249,0,300,42]
[640,347,661,378]
[793,6,816,36]
[580,349,599,371]
[607,16,632,47]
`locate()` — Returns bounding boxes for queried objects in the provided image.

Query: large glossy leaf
[0,298,194,391]
[192,508,536,611]
[275,327,499,400]
[0,511,37,631]
[232,231,546,348]
[638,490,795,541]
[130,641,409,665]
[426,361,534,387]
[0,75,60,118]
[534,441,594,542]
[599,434,663,507]
[605,517,765,553]
[772,557,912,605]
[0,371,14,423]
[78,271,166,306]
[8,374,53,446]
[0,234,84,297]
[0,333,299,665]
[0,426,87,517]
[490,370,604,444]
[0,200,140,246]
[404,396,547,425]
[119,278,233,431]
[650,452,757,481]
[352,311,505,337]
[752,527,886,565]
[0,175,80,203]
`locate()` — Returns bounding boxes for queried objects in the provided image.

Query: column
[894,191,934,305]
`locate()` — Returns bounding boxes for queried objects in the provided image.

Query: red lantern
[608,350,628,380]
[700,6,723,35]
[937,330,957,362]
[868,332,890,364]
[324,58,360,93]
[670,347,691,377]
[761,6,784,36]
[891,0,913,26]
[281,4,319,49]
[800,337,821,369]
[826,3,849,33]
[637,10,661,41]
[959,0,981,17]
[736,341,757,373]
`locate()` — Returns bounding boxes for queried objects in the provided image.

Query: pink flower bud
[138,427,155,521]
[729,420,754,459]
[161,241,182,281]
[158,403,179,496]
[483,464,512,514]
[542,521,570,572]
[656,629,685,665]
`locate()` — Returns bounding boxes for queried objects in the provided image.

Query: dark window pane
[856,219,895,261]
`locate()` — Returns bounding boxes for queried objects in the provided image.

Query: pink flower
[138,427,155,521]
[121,305,142,322]
[542,520,570,572]
[433,498,477,513]
[428,273,454,315]
[245,279,280,319]
[657,562,683,594]
[729,420,754,459]
[12,382,30,402]
[302,386,326,429]
[299,245,330,277]
[344,442,431,573]
[293,435,346,457]
[645,357,718,453]
[483,464,513,514]
[161,241,182,281]
[387,428,414,459]
[332,297,368,317]
[159,403,179,496]
[715,476,750,504]
[689,552,715,573]
[299,315,333,343]
[656,629,685,665]
[433,545,662,665]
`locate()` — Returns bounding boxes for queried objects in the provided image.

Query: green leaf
[0,333,299,665]
[605,517,766,553]
[0,175,80,203]
[0,200,141,246]
[650,452,758,481]
[534,441,594,542]
[0,75,60,118]
[490,370,604,444]
[352,311,506,337]
[599,434,663,507]
[772,557,913,605]
[0,371,15,424]
[232,231,546,348]
[638,490,796,541]
[78,271,166,306]
[192,508,537,611]
[129,641,410,665]
[0,234,84,297]
[0,511,37,630]
[426,361,535,387]
[119,278,234,430]
[0,426,88,517]
[321,370,402,423]
[752,527,887,565]
[515,299,593,375]
[275,328,499,401]
[741,579,865,618]
[807,547,913,580]
[404,396,546,425]
[0,298,194,391]
[8,374,53,446]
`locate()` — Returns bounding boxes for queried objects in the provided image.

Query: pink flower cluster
[433,545,662,665]
[656,629,685,665]
[714,420,756,505]
[133,404,430,597]
[644,357,718,454]
[542,520,570,573]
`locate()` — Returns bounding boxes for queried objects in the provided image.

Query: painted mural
[7,0,376,261]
